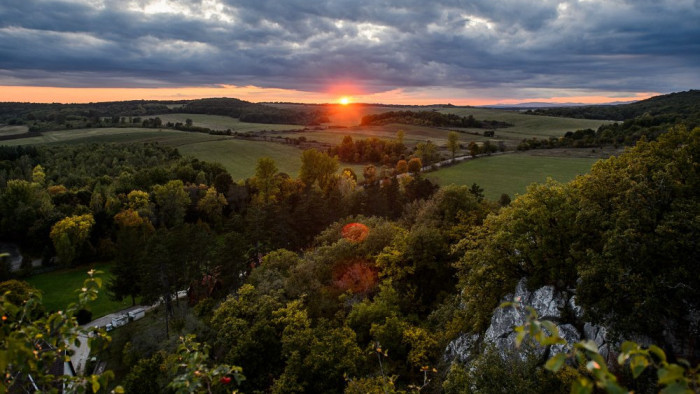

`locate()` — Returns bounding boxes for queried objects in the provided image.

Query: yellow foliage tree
[49,214,95,265]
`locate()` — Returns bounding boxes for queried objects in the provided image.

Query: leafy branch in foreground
[504,302,700,394]
[0,269,116,393]
[167,334,244,394]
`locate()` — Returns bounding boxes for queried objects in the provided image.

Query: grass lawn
[26,262,135,319]
[428,153,599,200]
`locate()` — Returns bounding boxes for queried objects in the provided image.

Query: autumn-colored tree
[407,157,422,175]
[395,159,408,174]
[363,164,377,184]
[127,189,153,217]
[49,214,95,265]
[31,164,45,185]
[468,141,480,157]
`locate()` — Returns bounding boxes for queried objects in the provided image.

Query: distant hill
[528,90,700,122]
[517,90,700,150]
[480,101,635,109]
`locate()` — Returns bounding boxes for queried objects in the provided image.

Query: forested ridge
[0,97,329,132]
[1,126,699,392]
[517,90,700,150]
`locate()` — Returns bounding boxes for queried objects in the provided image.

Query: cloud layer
[1,0,698,99]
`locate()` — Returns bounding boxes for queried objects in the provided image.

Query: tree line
[360,110,512,128]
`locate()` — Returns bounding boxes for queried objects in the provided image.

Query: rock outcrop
[445,278,608,364]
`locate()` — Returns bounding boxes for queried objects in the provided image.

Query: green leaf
[648,345,666,362]
[571,377,593,394]
[545,353,566,372]
[630,355,649,378]
[659,381,691,394]
[579,340,599,353]
[620,341,637,354]
[90,375,101,393]
[604,380,628,394]
[658,364,685,385]
[540,320,559,336]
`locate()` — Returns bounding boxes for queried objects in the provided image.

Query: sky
[0,0,698,105]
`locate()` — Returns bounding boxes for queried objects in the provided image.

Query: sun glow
[339,96,350,105]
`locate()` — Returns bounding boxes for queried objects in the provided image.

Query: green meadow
[428,153,599,200]
[153,113,301,132]
[26,262,134,319]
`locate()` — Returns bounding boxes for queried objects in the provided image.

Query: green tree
[108,209,154,305]
[447,131,460,161]
[396,129,405,145]
[253,157,280,204]
[299,149,338,190]
[152,180,190,228]
[49,213,95,265]
[197,186,227,226]
[0,179,53,242]
[415,141,438,166]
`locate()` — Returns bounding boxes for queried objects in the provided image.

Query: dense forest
[2,122,699,392]
[360,110,512,128]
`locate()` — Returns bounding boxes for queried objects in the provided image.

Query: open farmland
[153,113,301,132]
[0,127,355,180]
[270,103,612,150]
[428,152,599,200]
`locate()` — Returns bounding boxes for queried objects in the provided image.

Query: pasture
[428,152,599,200]
[270,103,611,150]
[26,262,134,319]
[153,113,301,132]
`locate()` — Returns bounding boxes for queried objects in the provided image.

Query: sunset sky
[1,0,698,105]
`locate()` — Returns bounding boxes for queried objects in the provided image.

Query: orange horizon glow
[0,84,659,106]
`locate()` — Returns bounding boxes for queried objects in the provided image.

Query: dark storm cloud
[0,0,698,94]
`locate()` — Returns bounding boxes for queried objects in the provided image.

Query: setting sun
[339,96,350,105]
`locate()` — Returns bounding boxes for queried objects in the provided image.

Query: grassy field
[439,107,611,139]
[0,125,29,136]
[268,103,611,149]
[0,127,333,180]
[26,262,135,319]
[153,113,301,132]
[0,128,231,146]
[428,152,599,200]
